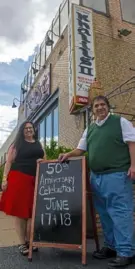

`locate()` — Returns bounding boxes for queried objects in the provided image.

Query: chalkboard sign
[28,157,87,264]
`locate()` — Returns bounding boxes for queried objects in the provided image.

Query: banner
[25,65,51,119]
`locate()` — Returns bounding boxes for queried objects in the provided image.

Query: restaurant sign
[68,4,96,113]
[25,65,51,119]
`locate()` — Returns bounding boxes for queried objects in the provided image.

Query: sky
[0,0,62,147]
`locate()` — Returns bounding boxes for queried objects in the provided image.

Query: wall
[0,127,17,163]
[17,0,135,149]
[93,0,135,116]
[28,27,85,149]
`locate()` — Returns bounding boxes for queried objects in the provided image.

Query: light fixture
[21,85,27,94]
[45,30,64,46]
[118,28,132,37]
[31,62,46,75]
[12,98,21,108]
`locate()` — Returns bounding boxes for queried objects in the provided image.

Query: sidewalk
[0,212,19,247]
[0,211,135,269]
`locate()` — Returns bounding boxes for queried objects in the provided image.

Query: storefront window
[81,0,107,13]
[120,0,135,24]
[46,113,52,146]
[38,104,59,147]
[39,120,45,148]
[53,106,59,142]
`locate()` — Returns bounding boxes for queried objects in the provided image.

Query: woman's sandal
[18,244,29,256]
[26,241,38,252]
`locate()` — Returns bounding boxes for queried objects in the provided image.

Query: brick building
[15,0,135,151]
[0,0,135,232]
[0,0,135,160]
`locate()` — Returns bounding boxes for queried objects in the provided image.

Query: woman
[0,121,45,255]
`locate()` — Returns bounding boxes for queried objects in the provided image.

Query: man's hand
[127,166,135,179]
[58,153,69,162]
[2,180,8,191]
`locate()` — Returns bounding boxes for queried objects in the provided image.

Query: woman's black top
[11,140,44,176]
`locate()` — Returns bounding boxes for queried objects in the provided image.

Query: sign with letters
[68,4,96,113]
[28,157,87,264]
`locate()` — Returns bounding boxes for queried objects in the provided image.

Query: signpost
[28,157,87,264]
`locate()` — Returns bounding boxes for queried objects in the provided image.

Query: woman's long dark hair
[13,121,36,153]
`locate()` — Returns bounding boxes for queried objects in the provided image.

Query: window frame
[120,0,135,25]
[79,0,109,17]
[38,102,59,147]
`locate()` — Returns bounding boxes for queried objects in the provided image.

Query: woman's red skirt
[0,170,35,219]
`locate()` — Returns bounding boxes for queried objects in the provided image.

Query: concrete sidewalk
[0,211,135,269]
[0,212,20,247]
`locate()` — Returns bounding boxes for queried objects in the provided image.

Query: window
[46,112,52,146]
[60,0,69,35]
[46,26,52,60]
[81,0,107,14]
[31,55,36,85]
[120,0,135,24]
[52,11,60,48]
[70,0,79,4]
[53,106,59,142]
[35,50,41,76]
[39,120,45,148]
[40,41,46,67]
[38,105,59,147]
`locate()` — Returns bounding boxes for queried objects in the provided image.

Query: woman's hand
[2,180,8,191]
[37,158,44,164]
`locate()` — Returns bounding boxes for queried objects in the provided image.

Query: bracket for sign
[28,156,87,265]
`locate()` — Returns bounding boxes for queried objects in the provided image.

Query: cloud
[0,105,18,147]
[0,0,62,147]
[0,57,32,85]
[0,90,13,98]
[0,56,33,105]
[0,0,62,62]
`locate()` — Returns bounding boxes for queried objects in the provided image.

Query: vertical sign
[68,7,75,112]
[68,4,96,113]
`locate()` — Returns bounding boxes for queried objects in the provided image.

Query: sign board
[28,157,87,264]
[68,4,96,113]
[25,64,51,119]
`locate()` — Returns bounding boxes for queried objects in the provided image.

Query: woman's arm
[37,142,46,163]
[2,145,16,190]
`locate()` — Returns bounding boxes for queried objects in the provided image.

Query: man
[59,95,135,268]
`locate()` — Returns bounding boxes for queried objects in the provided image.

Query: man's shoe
[108,256,132,268]
[92,247,116,259]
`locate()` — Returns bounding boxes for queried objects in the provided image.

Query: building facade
[17,0,135,150]
[0,127,17,165]
[1,0,135,160]
[0,0,135,231]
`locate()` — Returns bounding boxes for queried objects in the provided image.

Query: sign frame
[28,156,87,265]
[68,4,96,113]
